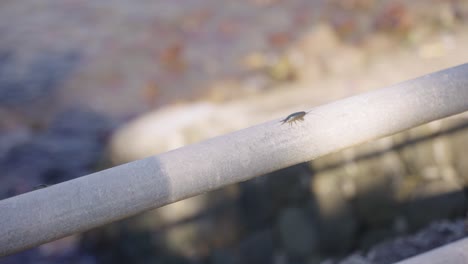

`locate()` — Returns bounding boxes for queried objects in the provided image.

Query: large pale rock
[110,102,226,163]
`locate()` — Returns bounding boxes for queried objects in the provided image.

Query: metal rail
[1,64,468,256]
[396,237,468,264]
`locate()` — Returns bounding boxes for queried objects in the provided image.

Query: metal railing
[396,237,468,264]
[1,63,468,257]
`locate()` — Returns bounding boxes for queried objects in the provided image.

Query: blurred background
[1,0,468,263]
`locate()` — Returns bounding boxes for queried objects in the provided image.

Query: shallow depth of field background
[1,1,468,263]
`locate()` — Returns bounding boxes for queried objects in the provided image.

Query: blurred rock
[211,249,240,264]
[322,46,366,77]
[49,109,114,139]
[0,50,80,111]
[243,52,268,71]
[295,24,341,58]
[82,226,162,264]
[403,179,466,230]
[358,228,395,250]
[337,219,467,264]
[450,119,468,183]
[267,164,312,207]
[364,33,396,55]
[418,40,448,59]
[266,55,298,82]
[239,177,275,231]
[163,221,206,258]
[366,219,467,264]
[0,128,31,161]
[128,187,241,259]
[238,229,274,264]
[136,194,210,230]
[310,117,468,257]
[39,235,81,257]
[168,205,240,257]
[329,11,358,41]
[312,171,357,254]
[110,103,218,163]
[374,2,413,35]
[352,153,399,227]
[332,0,376,11]
[239,164,312,232]
[0,109,113,199]
[277,207,318,258]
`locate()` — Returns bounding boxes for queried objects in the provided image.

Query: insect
[280,110,312,126]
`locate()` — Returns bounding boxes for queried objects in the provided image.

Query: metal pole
[1,64,468,256]
[396,238,468,264]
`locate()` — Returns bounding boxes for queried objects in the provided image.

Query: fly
[280,110,312,126]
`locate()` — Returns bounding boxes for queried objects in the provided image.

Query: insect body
[280,111,311,126]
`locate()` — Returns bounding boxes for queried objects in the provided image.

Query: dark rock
[353,169,399,227]
[338,219,467,264]
[239,177,275,231]
[0,50,80,106]
[210,249,239,264]
[403,180,467,230]
[267,164,312,207]
[238,229,274,264]
[48,109,114,139]
[277,207,318,258]
[312,171,358,255]
[0,109,113,199]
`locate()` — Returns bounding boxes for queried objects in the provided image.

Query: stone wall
[310,116,468,256]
